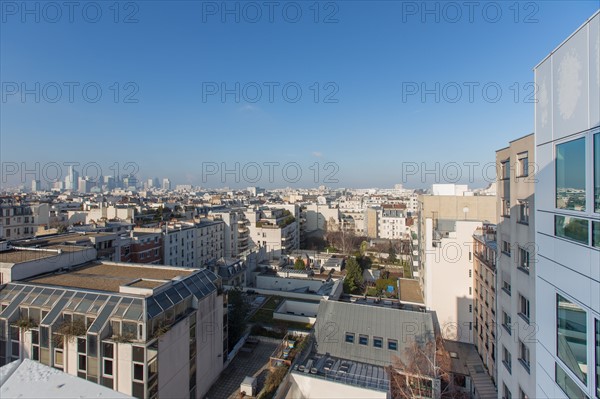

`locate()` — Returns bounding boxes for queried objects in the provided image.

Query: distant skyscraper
[104,176,116,191]
[31,180,41,192]
[162,178,171,190]
[147,178,155,188]
[64,165,79,191]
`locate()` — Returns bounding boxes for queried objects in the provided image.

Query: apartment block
[534,11,600,399]
[209,208,250,258]
[473,224,498,384]
[121,231,163,265]
[0,201,50,240]
[0,262,225,399]
[246,208,298,258]
[495,133,536,399]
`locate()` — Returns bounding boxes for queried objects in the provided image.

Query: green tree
[294,257,306,270]
[227,288,248,348]
[343,257,364,294]
[388,242,397,264]
[360,240,368,256]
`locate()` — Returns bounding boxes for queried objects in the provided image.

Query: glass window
[593,221,600,249]
[557,294,587,384]
[518,200,529,224]
[503,345,512,373]
[518,248,530,272]
[54,349,63,367]
[78,354,86,371]
[518,153,529,177]
[595,319,599,399]
[388,339,398,351]
[555,215,589,245]
[133,363,144,382]
[503,383,512,399]
[519,340,530,370]
[501,160,510,180]
[103,359,113,376]
[556,363,587,399]
[595,133,599,213]
[502,199,511,217]
[359,335,368,346]
[373,337,383,348]
[519,295,530,322]
[345,333,354,344]
[556,138,586,211]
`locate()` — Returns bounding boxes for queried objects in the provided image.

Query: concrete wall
[256,275,328,293]
[1,247,97,283]
[273,300,318,325]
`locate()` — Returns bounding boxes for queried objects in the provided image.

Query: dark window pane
[132,346,144,362]
[388,339,398,351]
[77,338,86,354]
[133,363,144,381]
[556,364,587,399]
[344,333,354,343]
[595,133,599,213]
[557,294,587,383]
[132,381,144,399]
[32,346,39,361]
[556,138,586,211]
[104,359,113,376]
[373,337,383,348]
[593,222,600,249]
[78,354,86,371]
[555,215,589,245]
[359,335,368,345]
[103,342,114,359]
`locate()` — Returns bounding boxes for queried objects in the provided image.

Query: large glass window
[594,222,600,249]
[557,294,587,384]
[595,133,599,213]
[595,319,599,399]
[555,215,589,245]
[556,138,586,211]
[556,364,587,399]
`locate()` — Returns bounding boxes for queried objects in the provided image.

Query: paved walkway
[205,337,280,399]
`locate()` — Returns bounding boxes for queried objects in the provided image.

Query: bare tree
[387,335,467,399]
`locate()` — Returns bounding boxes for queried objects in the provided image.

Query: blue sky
[1,1,599,189]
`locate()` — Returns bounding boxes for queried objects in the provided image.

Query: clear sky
[1,1,599,189]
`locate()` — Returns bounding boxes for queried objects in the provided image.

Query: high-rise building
[495,133,536,399]
[64,165,79,191]
[162,178,171,191]
[534,11,600,399]
[31,180,41,192]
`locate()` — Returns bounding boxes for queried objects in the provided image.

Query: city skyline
[2,1,599,188]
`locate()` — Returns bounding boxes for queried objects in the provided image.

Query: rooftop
[0,245,88,265]
[294,353,389,392]
[398,278,424,304]
[0,359,132,398]
[28,262,194,293]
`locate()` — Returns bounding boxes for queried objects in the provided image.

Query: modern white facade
[534,11,600,399]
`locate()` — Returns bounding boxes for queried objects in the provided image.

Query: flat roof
[398,278,424,304]
[28,262,194,293]
[0,245,88,265]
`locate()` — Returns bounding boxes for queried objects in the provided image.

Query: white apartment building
[246,208,298,259]
[495,134,536,399]
[534,11,600,399]
[209,208,250,258]
[417,194,497,343]
[377,204,411,240]
[0,202,50,240]
[422,218,482,343]
[195,218,225,266]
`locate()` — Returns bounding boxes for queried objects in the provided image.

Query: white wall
[287,372,387,399]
